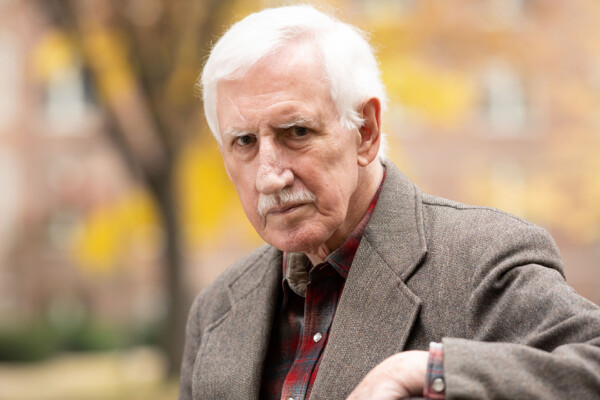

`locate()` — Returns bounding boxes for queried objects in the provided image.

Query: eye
[291,126,309,137]
[234,134,256,147]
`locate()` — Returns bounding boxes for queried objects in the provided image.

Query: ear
[357,97,382,167]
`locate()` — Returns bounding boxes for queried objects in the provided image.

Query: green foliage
[61,321,131,352]
[0,320,160,362]
[0,323,61,362]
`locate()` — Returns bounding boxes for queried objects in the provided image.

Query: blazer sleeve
[442,224,600,399]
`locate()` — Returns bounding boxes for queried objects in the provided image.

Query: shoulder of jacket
[419,192,559,260]
[201,244,277,295]
[421,192,538,229]
[189,244,279,322]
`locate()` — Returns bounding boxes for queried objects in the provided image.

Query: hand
[346,350,429,400]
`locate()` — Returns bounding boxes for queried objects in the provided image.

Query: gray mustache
[258,186,316,217]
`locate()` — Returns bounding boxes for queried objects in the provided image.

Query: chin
[262,226,329,254]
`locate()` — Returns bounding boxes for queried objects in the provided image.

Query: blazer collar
[364,159,428,280]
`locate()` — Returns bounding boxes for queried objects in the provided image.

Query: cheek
[226,162,260,214]
[235,181,258,215]
[301,155,358,207]
[235,186,263,233]
[318,172,359,222]
[311,179,351,219]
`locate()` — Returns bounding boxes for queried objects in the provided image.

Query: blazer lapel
[310,162,428,400]
[193,248,282,400]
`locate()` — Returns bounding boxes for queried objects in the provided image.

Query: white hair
[200,4,387,158]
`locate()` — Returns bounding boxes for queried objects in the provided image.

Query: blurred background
[0,0,599,398]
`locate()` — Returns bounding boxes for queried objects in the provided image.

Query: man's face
[216,41,366,255]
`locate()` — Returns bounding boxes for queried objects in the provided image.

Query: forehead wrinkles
[226,96,247,124]
[217,45,338,137]
[223,97,325,137]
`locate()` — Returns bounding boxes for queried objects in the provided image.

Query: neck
[305,160,384,266]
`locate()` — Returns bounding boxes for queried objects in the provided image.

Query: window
[44,60,89,132]
[357,0,416,18]
[488,0,528,25]
[481,60,528,136]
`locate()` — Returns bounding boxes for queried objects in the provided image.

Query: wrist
[423,342,446,399]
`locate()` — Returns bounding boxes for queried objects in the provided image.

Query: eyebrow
[275,116,320,130]
[222,127,251,140]
[222,116,321,139]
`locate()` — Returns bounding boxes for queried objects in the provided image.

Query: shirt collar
[283,167,386,296]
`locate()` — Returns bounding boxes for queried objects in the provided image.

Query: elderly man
[179,5,600,400]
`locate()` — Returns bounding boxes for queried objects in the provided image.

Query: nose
[255,139,294,195]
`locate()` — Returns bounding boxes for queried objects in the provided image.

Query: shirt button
[313,332,323,343]
[432,377,446,393]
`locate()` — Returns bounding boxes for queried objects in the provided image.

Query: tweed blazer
[179,160,600,400]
